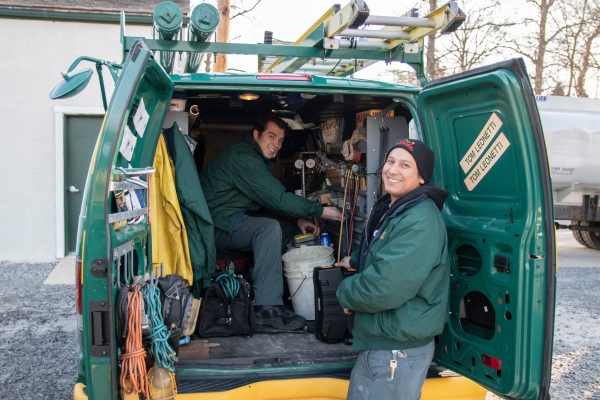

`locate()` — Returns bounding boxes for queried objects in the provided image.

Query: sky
[190,0,427,80]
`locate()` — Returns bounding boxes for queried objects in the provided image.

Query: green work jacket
[337,197,449,351]
[199,134,324,232]
[169,124,216,295]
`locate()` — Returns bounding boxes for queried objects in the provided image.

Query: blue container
[320,233,331,247]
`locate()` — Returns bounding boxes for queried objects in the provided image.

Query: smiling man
[335,139,450,400]
[199,114,342,330]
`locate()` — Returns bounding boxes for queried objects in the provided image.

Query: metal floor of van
[178,324,358,368]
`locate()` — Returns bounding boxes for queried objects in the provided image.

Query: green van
[56,1,556,399]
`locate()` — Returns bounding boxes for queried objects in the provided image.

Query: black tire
[571,220,592,249]
[580,221,600,250]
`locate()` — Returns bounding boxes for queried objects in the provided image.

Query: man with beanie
[200,115,342,331]
[336,138,450,400]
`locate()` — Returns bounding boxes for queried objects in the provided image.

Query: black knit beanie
[385,139,435,183]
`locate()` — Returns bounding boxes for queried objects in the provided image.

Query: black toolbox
[313,266,355,344]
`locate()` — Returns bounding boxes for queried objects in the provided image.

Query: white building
[0,0,190,262]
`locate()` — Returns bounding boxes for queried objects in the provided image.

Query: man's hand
[321,206,342,221]
[297,218,320,235]
[343,308,354,315]
[335,256,352,269]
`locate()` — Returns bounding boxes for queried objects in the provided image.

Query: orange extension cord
[119,284,149,399]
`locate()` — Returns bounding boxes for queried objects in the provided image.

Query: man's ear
[253,129,260,140]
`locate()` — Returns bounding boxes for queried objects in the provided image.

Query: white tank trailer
[536,95,600,250]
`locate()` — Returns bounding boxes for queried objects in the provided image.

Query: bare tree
[552,0,600,96]
[437,0,516,74]
[501,0,567,94]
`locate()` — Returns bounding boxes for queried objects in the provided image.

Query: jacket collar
[242,131,274,169]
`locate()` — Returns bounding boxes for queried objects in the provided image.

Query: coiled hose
[119,284,149,398]
[215,273,240,302]
[142,281,178,372]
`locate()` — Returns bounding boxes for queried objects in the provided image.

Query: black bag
[197,275,255,338]
[313,266,355,344]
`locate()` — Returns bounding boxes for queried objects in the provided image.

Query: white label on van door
[460,113,503,173]
[464,133,511,191]
[133,98,149,137]
[120,125,137,162]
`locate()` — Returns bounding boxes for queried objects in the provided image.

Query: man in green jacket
[200,115,342,330]
[336,139,450,400]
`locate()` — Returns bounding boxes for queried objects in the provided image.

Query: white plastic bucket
[282,246,334,320]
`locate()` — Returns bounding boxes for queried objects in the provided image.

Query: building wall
[0,17,150,262]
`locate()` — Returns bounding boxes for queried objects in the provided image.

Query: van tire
[579,221,600,250]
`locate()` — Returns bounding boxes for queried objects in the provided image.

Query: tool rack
[120,0,465,84]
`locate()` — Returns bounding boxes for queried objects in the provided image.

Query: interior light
[239,93,260,101]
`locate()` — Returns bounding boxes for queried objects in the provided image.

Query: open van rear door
[417,59,556,400]
[79,39,173,399]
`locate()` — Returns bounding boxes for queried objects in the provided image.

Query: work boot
[254,305,306,330]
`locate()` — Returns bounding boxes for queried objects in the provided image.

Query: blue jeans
[346,340,435,400]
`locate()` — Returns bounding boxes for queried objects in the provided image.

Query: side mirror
[49,68,94,100]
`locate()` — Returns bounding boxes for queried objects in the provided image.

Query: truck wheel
[579,221,600,250]
[571,221,592,249]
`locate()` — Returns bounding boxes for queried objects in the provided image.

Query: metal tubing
[153,1,183,73]
[299,65,347,72]
[301,163,306,198]
[340,28,410,40]
[189,104,199,127]
[95,63,108,111]
[365,15,435,28]
[338,38,390,50]
[185,3,220,73]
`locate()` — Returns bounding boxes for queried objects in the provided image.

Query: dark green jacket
[337,196,449,351]
[199,134,323,232]
[168,124,216,295]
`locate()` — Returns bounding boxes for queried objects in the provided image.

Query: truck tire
[579,221,600,250]
[571,221,592,249]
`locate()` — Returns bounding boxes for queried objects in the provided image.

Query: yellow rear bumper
[177,376,487,400]
[75,376,487,399]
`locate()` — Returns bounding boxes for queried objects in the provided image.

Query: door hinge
[91,258,108,278]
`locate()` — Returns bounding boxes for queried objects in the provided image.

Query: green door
[418,59,556,399]
[78,39,174,400]
[65,115,104,253]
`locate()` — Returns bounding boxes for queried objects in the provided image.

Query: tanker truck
[536,95,600,250]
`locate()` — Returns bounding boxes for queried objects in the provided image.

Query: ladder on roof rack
[120,0,465,85]
[259,1,465,83]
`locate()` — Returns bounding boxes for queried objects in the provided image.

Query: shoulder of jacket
[390,198,440,225]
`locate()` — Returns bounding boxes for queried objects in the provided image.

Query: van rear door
[417,59,556,400]
[79,39,172,399]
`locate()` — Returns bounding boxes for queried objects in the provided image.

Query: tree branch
[231,0,262,20]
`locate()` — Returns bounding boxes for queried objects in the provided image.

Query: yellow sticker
[460,113,503,173]
[380,231,386,240]
[464,133,511,191]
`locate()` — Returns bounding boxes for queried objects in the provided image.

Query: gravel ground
[0,261,77,399]
[0,230,598,400]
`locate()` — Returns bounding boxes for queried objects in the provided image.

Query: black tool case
[313,266,355,344]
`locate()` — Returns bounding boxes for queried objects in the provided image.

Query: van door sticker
[464,133,511,191]
[133,97,149,137]
[460,112,503,173]
[120,125,137,161]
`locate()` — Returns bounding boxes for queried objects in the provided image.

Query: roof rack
[120,0,465,85]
